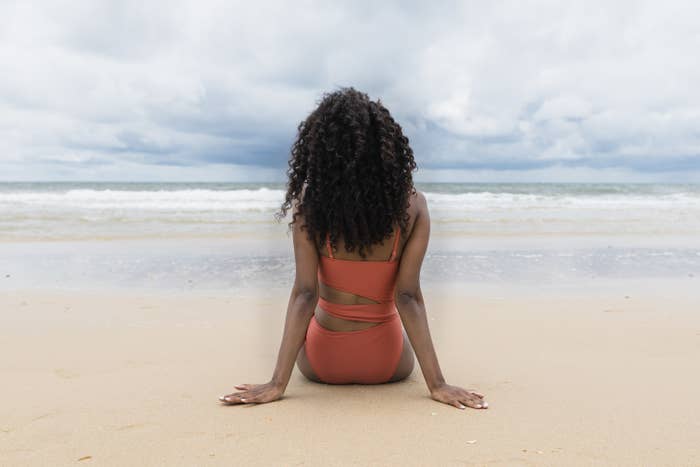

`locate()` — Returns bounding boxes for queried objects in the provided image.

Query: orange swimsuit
[304,226,404,384]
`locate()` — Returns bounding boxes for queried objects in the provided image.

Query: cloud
[1,0,699,181]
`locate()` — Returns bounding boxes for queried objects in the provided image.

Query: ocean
[2,182,700,240]
[1,182,699,293]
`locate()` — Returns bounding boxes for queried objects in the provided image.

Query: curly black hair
[275,87,417,259]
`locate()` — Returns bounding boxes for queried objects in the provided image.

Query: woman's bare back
[313,190,421,332]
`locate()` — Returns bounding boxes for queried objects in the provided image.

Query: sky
[1,0,699,182]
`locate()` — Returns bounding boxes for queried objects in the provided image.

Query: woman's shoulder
[400,189,428,237]
[408,189,428,214]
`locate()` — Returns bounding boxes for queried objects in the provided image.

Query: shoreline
[2,236,699,295]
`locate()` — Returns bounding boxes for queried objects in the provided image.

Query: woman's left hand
[219,381,284,405]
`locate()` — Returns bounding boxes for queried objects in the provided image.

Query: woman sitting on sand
[219,87,487,410]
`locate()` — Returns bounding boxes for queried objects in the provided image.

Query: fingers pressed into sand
[220,394,244,404]
[225,390,255,402]
[462,398,483,409]
[450,400,466,409]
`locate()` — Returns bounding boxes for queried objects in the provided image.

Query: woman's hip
[304,313,404,384]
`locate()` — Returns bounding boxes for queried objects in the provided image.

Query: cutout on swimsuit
[316,226,401,323]
[320,282,381,305]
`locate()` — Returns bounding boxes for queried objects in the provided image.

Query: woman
[219,88,487,410]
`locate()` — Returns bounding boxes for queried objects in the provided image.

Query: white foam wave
[0,188,286,211]
[424,191,700,210]
[2,188,700,212]
[2,186,700,239]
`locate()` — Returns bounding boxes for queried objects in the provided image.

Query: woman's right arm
[394,191,487,410]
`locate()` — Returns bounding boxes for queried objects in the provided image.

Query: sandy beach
[2,280,699,466]
[4,0,700,462]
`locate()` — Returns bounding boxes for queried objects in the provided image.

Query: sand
[2,281,700,466]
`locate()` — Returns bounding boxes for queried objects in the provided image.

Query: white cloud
[1,0,699,181]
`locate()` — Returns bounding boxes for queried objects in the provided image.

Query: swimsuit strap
[389,225,400,261]
[325,232,334,259]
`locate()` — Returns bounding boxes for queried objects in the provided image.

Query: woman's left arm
[219,205,318,405]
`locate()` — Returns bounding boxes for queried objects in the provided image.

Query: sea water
[1,182,699,292]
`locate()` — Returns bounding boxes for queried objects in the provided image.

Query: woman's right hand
[219,381,284,405]
[430,382,488,410]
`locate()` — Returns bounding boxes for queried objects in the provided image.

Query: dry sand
[2,281,700,466]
